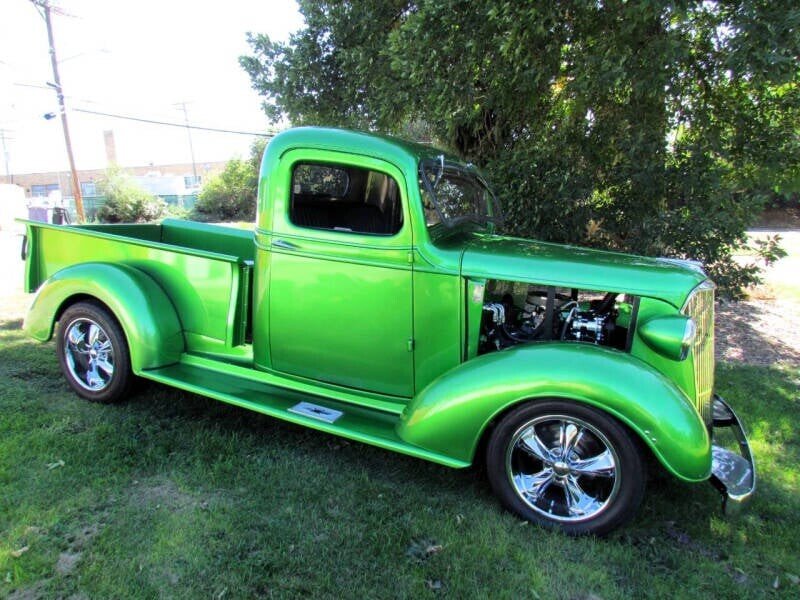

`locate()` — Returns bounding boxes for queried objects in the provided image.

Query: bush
[191,138,267,223]
[191,160,257,222]
[96,166,165,223]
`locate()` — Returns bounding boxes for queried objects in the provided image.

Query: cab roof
[261,126,460,176]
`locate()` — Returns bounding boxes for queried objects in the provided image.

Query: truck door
[266,150,414,398]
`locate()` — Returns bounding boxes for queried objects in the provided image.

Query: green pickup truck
[20,127,754,535]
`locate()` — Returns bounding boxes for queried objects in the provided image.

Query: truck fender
[397,343,711,481]
[24,262,184,373]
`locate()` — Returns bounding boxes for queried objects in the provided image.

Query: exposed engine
[478,285,633,354]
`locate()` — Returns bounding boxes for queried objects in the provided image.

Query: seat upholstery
[292,199,389,234]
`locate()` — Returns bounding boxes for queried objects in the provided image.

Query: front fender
[24,262,184,373]
[397,343,711,481]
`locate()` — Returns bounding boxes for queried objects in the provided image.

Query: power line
[1,128,14,179]
[12,84,276,138]
[72,108,276,137]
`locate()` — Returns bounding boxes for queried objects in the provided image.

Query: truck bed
[22,218,255,356]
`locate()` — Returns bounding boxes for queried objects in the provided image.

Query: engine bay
[478,281,636,355]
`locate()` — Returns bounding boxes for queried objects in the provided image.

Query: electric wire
[72,108,276,137]
[11,83,277,138]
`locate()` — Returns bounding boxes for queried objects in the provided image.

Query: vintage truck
[19,127,754,535]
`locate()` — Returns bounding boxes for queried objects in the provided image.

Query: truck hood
[461,235,707,308]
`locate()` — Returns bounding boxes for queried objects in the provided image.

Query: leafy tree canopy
[241,0,800,294]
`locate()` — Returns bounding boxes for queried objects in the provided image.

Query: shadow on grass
[0,317,23,331]
[123,362,799,538]
[126,379,467,486]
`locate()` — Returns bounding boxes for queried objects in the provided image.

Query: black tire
[56,301,132,403]
[486,400,645,536]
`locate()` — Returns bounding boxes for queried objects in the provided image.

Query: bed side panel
[28,223,238,343]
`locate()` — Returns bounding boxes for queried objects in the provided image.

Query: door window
[289,163,403,235]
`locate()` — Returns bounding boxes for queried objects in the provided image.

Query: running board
[140,361,468,469]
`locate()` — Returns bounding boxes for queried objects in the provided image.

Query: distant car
[20,127,754,535]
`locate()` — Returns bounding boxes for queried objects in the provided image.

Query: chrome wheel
[505,415,620,523]
[63,318,115,391]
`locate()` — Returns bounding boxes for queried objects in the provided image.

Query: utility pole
[0,129,12,182]
[175,102,197,183]
[32,0,85,222]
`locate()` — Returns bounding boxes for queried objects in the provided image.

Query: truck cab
[20,127,755,535]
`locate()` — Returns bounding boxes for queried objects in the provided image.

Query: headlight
[638,315,696,361]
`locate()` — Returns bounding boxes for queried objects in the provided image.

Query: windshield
[419,157,503,229]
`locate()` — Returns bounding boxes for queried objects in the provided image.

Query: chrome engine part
[479,285,628,354]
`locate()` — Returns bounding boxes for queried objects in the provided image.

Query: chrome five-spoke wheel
[63,318,115,391]
[506,415,619,522]
[57,301,132,403]
[487,400,645,535]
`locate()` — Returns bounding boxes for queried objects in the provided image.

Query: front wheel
[486,400,645,536]
[56,301,132,403]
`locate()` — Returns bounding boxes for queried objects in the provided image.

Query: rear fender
[397,343,711,481]
[24,262,184,372]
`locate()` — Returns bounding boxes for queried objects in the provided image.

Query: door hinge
[407,251,414,264]
[407,338,415,352]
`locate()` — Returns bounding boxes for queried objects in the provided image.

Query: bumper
[709,394,756,514]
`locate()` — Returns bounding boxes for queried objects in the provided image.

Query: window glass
[289,163,403,236]
[80,181,97,196]
[31,183,60,197]
[419,160,502,228]
[419,179,441,227]
[292,164,348,197]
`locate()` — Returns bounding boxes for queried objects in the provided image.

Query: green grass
[1,318,799,599]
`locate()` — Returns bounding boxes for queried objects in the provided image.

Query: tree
[191,138,267,222]
[96,166,165,223]
[240,0,800,295]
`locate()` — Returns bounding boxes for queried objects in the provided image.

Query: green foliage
[240,0,800,295]
[191,138,267,223]
[191,160,256,222]
[163,202,191,220]
[95,166,165,224]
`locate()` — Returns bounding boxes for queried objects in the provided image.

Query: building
[0,161,227,200]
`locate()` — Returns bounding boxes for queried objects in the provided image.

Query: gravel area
[715,299,800,367]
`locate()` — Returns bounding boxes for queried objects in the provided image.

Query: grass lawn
[1,317,799,599]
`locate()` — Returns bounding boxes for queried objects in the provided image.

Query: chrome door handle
[271,239,298,251]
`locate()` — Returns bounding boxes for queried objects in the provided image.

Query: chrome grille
[682,281,715,424]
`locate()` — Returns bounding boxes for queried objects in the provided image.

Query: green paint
[19,126,742,487]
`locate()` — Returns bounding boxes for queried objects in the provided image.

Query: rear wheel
[56,301,132,403]
[486,400,645,536]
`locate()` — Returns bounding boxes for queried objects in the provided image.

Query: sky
[0,0,304,175]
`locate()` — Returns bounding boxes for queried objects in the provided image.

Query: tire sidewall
[56,302,132,403]
[486,399,645,536]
